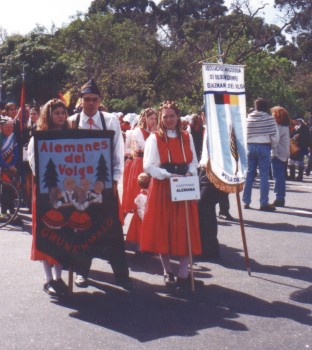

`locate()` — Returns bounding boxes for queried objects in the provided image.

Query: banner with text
[34,129,122,267]
[202,63,247,192]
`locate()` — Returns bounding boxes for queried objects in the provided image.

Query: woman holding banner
[28,98,69,298]
[141,101,202,289]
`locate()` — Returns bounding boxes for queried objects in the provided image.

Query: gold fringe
[206,160,244,194]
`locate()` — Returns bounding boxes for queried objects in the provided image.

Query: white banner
[202,63,247,192]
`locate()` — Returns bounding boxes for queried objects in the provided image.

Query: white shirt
[134,192,147,220]
[132,127,150,152]
[67,110,124,182]
[143,130,198,180]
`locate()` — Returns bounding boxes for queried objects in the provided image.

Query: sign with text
[170,176,200,201]
[33,129,122,267]
[202,63,247,193]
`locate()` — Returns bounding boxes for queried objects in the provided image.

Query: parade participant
[67,79,132,290]
[122,108,158,214]
[27,98,69,298]
[243,98,279,211]
[126,172,151,250]
[22,105,40,212]
[141,101,202,289]
[270,106,291,206]
[197,107,235,260]
[0,117,20,223]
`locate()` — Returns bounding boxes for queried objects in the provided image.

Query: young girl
[27,99,68,298]
[141,101,202,289]
[122,108,158,214]
[126,172,151,250]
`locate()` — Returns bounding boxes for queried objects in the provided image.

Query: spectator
[242,98,279,211]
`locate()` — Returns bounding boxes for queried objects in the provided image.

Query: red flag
[19,78,25,132]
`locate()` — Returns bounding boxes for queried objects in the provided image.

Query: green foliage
[0,0,310,115]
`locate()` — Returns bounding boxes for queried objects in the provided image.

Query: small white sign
[170,176,200,202]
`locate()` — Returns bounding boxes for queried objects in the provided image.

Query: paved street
[1,176,311,350]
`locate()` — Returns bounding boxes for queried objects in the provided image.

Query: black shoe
[43,281,58,296]
[164,272,176,288]
[219,212,235,221]
[260,204,276,212]
[271,199,285,207]
[244,204,250,209]
[115,277,134,291]
[53,279,68,297]
[176,276,204,290]
[74,275,88,288]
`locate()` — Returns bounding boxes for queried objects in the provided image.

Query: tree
[0,30,68,104]
[42,159,59,192]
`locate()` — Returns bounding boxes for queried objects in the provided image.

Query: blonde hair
[158,100,182,139]
[138,108,158,129]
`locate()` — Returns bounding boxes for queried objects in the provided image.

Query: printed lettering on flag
[202,63,247,193]
[33,129,123,268]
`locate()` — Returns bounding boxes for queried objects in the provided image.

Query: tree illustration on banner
[42,158,59,191]
[95,154,110,184]
[230,125,240,175]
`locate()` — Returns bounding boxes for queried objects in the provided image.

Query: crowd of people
[0,81,311,298]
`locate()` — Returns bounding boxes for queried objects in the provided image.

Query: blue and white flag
[202,63,247,193]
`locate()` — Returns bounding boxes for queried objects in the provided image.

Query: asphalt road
[1,176,311,350]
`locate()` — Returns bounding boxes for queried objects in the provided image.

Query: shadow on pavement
[50,271,312,342]
[216,244,312,284]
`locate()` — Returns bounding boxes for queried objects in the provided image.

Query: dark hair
[254,98,269,113]
[36,98,68,131]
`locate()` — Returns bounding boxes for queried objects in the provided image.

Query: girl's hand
[185,172,192,177]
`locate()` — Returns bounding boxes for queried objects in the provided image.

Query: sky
[1,0,278,36]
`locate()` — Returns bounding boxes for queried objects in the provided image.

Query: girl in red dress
[28,99,69,298]
[122,108,158,214]
[126,172,151,248]
[141,101,202,289]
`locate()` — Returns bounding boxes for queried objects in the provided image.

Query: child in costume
[126,172,151,249]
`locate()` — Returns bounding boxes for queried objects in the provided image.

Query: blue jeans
[243,143,271,207]
[271,157,286,201]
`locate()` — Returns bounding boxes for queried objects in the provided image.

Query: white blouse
[143,130,198,180]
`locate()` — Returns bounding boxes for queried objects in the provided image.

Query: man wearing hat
[67,79,132,290]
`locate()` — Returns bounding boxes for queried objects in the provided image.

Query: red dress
[126,189,148,244]
[140,132,202,256]
[31,182,59,265]
[122,128,150,213]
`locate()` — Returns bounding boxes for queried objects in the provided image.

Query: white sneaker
[74,274,88,288]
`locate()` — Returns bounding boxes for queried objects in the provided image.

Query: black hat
[80,79,101,96]
[292,116,304,122]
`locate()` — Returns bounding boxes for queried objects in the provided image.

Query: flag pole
[236,188,251,275]
[184,201,195,292]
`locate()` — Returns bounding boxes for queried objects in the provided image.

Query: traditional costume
[123,127,151,213]
[141,130,202,256]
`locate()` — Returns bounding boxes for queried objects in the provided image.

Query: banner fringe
[206,160,244,194]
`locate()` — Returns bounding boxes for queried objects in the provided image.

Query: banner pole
[235,187,251,276]
[184,201,195,292]
[68,267,73,295]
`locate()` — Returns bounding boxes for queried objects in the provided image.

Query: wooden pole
[68,267,73,295]
[235,187,251,276]
[184,201,195,292]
